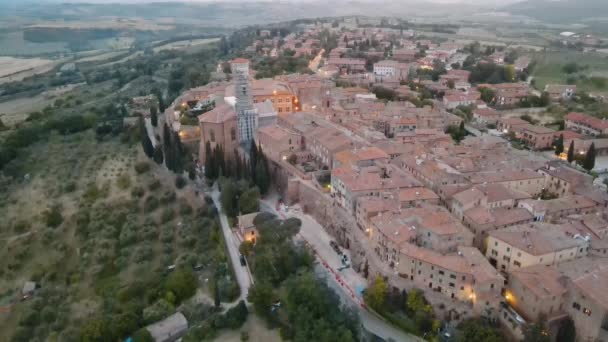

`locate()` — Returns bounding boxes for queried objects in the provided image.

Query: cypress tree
[188,164,196,180]
[249,141,258,181]
[205,141,213,179]
[556,317,576,342]
[153,145,164,165]
[234,148,242,179]
[255,160,270,195]
[567,140,575,163]
[163,124,174,171]
[172,131,183,173]
[139,117,154,158]
[583,143,596,171]
[208,146,217,180]
[554,134,564,156]
[150,105,158,127]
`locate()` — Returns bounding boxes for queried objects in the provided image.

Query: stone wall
[287,179,368,273]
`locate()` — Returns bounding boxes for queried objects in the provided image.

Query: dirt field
[98,51,144,67]
[153,38,220,53]
[0,82,84,126]
[0,95,52,125]
[212,314,281,342]
[27,18,174,31]
[0,56,55,79]
[75,50,128,63]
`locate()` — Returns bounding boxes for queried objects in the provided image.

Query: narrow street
[308,48,325,72]
[144,117,158,147]
[260,197,424,342]
[210,186,254,304]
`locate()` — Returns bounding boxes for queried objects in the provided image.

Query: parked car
[329,241,342,255]
[239,254,247,266]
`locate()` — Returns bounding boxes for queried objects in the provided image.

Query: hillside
[504,0,608,23]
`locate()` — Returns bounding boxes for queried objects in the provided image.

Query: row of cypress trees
[204,140,270,194]
[554,134,596,171]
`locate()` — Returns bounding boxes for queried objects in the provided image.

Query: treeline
[242,213,360,341]
[0,113,98,171]
[253,55,312,79]
[23,27,119,43]
[204,141,271,196]
[364,277,439,339]
[139,121,195,177]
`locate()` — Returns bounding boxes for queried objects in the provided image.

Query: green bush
[161,208,176,223]
[165,268,198,304]
[131,186,145,198]
[175,175,186,189]
[64,182,77,193]
[148,179,161,191]
[135,162,151,174]
[179,200,193,216]
[160,191,176,205]
[43,205,63,228]
[116,173,131,189]
[144,196,159,212]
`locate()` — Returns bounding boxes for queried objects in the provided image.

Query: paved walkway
[144,117,158,147]
[210,186,254,304]
[259,197,424,342]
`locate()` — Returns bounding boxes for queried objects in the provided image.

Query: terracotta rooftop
[464,206,533,226]
[197,103,236,124]
[510,266,567,298]
[231,58,250,64]
[467,169,543,185]
[489,223,587,256]
[565,112,608,130]
[520,195,597,214]
[398,187,439,202]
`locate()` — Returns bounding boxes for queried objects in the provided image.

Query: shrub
[144,196,159,212]
[175,175,186,189]
[160,208,176,223]
[135,162,151,174]
[160,191,176,205]
[131,186,145,198]
[116,173,131,189]
[13,221,29,233]
[44,205,63,228]
[179,200,193,216]
[64,182,77,193]
[132,328,154,342]
[148,179,161,191]
[165,269,198,304]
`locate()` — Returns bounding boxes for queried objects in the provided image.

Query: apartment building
[463,207,534,250]
[505,258,608,342]
[257,125,304,162]
[308,127,355,167]
[518,195,597,222]
[466,169,545,196]
[565,112,608,136]
[450,183,531,221]
[485,223,589,274]
[544,84,576,101]
[355,196,399,232]
[395,245,504,315]
[538,162,593,197]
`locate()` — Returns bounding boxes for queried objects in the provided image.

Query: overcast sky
[0,0,524,4]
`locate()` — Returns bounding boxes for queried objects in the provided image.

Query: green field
[531,50,608,95]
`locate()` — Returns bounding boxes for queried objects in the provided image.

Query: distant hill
[504,0,608,23]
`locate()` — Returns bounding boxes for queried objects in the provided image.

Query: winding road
[210,186,254,304]
[260,198,424,342]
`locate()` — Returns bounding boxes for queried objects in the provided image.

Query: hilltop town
[150,20,608,342]
[3,8,608,342]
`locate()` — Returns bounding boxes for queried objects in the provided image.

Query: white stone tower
[231,58,257,148]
